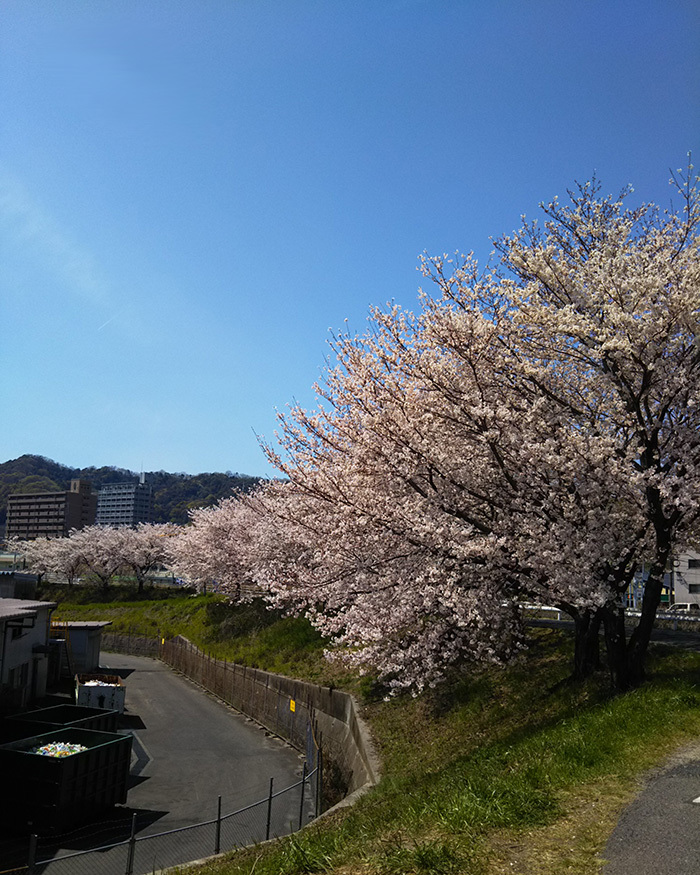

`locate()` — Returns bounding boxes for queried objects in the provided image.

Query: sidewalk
[603,740,700,874]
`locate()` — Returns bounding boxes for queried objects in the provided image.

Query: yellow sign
[290,699,296,712]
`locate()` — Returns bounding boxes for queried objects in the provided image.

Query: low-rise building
[54,621,112,674]
[670,549,700,606]
[626,551,700,609]
[0,598,56,713]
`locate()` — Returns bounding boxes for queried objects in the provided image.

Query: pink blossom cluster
[164,170,700,691]
[11,522,179,591]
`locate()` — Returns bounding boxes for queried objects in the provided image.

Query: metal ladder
[49,622,75,678]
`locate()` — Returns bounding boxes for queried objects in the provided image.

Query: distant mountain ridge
[0,454,261,530]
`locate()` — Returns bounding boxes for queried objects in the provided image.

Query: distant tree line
[9,523,179,593]
[0,455,261,529]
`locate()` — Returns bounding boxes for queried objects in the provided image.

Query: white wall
[671,550,700,605]
[0,601,54,708]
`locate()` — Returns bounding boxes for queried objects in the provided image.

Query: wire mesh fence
[103,632,371,804]
[101,633,161,659]
[5,766,318,875]
[159,637,318,754]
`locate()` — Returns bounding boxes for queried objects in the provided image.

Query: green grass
[40,586,700,873]
[43,584,345,684]
[47,588,219,640]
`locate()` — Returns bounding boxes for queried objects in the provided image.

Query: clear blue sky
[2,1,698,477]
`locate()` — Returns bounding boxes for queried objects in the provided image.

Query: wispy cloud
[97,314,118,331]
[0,169,112,310]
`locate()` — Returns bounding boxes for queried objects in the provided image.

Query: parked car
[667,602,700,613]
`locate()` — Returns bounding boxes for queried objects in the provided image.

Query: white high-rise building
[96,476,154,526]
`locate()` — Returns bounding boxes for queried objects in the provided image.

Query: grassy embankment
[45,584,700,874]
[45,582,336,683]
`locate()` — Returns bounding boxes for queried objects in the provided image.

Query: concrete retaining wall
[103,634,380,798]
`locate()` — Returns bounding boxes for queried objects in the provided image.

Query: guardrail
[523,603,700,625]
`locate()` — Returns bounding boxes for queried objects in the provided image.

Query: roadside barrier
[103,632,380,798]
[5,767,318,874]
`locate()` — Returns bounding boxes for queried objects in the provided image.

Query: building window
[689,559,700,569]
[8,662,29,688]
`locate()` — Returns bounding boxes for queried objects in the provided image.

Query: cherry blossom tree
[257,167,699,691]
[7,536,86,585]
[46,537,86,586]
[7,538,53,582]
[68,526,128,591]
[258,327,635,688]
[15,524,181,593]
[490,167,700,688]
[168,499,261,597]
[119,523,180,592]
[238,480,526,691]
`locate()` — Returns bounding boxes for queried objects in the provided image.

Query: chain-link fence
[101,633,161,659]
[103,634,358,793]
[1,763,319,874]
[158,635,377,800]
[159,637,318,754]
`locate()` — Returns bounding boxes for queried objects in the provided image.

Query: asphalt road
[104,652,304,831]
[0,653,308,875]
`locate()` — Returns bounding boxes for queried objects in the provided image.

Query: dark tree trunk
[601,568,666,692]
[625,570,665,687]
[601,604,634,691]
[571,607,602,680]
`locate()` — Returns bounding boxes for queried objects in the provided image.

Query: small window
[688,559,700,569]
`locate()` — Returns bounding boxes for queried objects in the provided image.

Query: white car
[667,602,700,613]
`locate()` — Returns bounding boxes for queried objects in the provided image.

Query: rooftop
[0,597,56,622]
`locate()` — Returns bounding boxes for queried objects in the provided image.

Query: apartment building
[6,480,97,540]
[96,478,154,527]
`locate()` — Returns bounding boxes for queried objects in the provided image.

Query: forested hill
[0,455,261,528]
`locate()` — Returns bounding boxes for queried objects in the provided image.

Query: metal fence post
[298,761,307,830]
[125,812,137,875]
[316,746,323,817]
[27,834,37,875]
[215,795,222,854]
[266,777,274,841]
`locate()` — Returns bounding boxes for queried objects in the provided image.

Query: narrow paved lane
[603,741,700,875]
[104,652,304,832]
